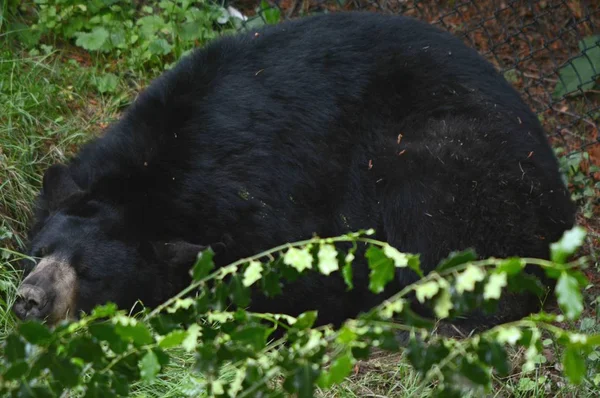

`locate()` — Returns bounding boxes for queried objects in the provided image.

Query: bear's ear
[42,163,83,210]
[152,241,226,267]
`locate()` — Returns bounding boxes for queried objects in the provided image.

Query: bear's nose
[13,284,49,321]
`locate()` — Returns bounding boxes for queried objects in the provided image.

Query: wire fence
[226,0,600,160]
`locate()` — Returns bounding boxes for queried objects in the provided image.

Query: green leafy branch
[1,226,597,397]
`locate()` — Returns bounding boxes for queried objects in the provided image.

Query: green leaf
[89,322,127,354]
[294,311,318,330]
[318,352,354,388]
[230,325,269,351]
[191,247,215,281]
[259,0,281,25]
[95,73,118,94]
[483,272,507,300]
[229,274,251,308]
[496,326,522,345]
[283,246,313,272]
[243,260,263,286]
[261,268,283,297]
[342,252,354,289]
[317,243,339,275]
[158,330,187,349]
[495,258,525,275]
[381,299,405,319]
[383,244,408,267]
[18,321,52,345]
[476,340,509,377]
[366,246,395,294]
[182,324,201,352]
[148,38,172,56]
[563,344,586,385]
[114,317,154,346]
[550,226,586,263]
[4,333,26,362]
[556,271,584,320]
[91,303,118,318]
[75,27,109,51]
[460,357,490,386]
[139,350,161,383]
[68,336,104,364]
[433,288,453,318]
[415,280,440,303]
[50,357,81,387]
[3,361,29,380]
[138,15,166,37]
[284,363,319,398]
[455,264,486,294]
[436,248,477,272]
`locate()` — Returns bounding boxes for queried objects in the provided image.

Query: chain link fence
[224,0,599,161]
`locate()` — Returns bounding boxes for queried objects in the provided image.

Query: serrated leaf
[243,260,263,286]
[563,344,586,385]
[415,280,440,303]
[4,333,26,362]
[550,226,586,263]
[283,246,313,272]
[483,272,507,300]
[191,247,215,281]
[139,350,161,383]
[381,299,404,319]
[148,38,172,56]
[477,340,509,377]
[229,274,251,308]
[284,362,319,398]
[294,311,318,330]
[366,246,395,294]
[18,321,52,345]
[138,15,165,37]
[50,357,80,387]
[383,244,409,267]
[496,326,522,345]
[342,257,354,290]
[3,361,29,380]
[436,248,477,272]
[158,330,188,349]
[228,367,246,396]
[95,73,118,94]
[455,264,486,294]
[495,257,525,275]
[182,324,201,352]
[75,27,109,51]
[230,325,269,351]
[259,0,281,25]
[91,303,118,318]
[166,297,195,313]
[318,352,354,388]
[556,271,584,320]
[114,318,153,346]
[89,322,127,354]
[434,288,453,318]
[317,243,339,275]
[460,357,490,386]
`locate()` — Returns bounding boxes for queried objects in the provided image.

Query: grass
[1,13,599,398]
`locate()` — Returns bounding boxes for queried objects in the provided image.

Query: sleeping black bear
[13,12,576,333]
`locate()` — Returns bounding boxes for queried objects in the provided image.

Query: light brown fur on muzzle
[13,255,78,325]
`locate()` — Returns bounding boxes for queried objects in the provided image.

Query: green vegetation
[1,1,599,397]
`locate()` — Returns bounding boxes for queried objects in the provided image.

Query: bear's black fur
[19,12,576,330]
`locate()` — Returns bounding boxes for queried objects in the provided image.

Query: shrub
[1,227,598,397]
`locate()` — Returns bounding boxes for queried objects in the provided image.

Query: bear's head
[12,163,212,325]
